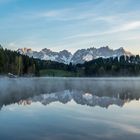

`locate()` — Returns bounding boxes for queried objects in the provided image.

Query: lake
[0,77,140,140]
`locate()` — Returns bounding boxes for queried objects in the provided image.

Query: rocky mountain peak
[17,46,133,64]
[42,48,52,53]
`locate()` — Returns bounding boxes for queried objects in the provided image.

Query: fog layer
[0,77,140,108]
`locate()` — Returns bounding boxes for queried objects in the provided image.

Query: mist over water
[0,77,140,140]
[0,77,140,105]
[1,77,140,94]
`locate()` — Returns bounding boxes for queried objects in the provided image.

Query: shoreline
[1,75,140,80]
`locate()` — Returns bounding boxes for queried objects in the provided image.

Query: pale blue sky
[0,0,140,54]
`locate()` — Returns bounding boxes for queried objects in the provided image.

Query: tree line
[79,55,140,76]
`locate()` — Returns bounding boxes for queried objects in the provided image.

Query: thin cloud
[63,21,140,40]
[34,8,96,21]
[120,21,140,31]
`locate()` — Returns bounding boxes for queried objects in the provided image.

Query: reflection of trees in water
[0,78,140,109]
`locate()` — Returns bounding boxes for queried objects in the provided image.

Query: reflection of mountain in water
[26,90,125,108]
[0,78,140,109]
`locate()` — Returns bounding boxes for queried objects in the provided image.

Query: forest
[0,46,140,77]
[0,46,39,76]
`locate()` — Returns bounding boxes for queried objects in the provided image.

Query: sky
[0,0,140,54]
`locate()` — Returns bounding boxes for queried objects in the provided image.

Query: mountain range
[17,46,132,64]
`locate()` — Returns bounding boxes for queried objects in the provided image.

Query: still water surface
[0,77,140,140]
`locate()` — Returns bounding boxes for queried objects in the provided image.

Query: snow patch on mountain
[83,54,93,61]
